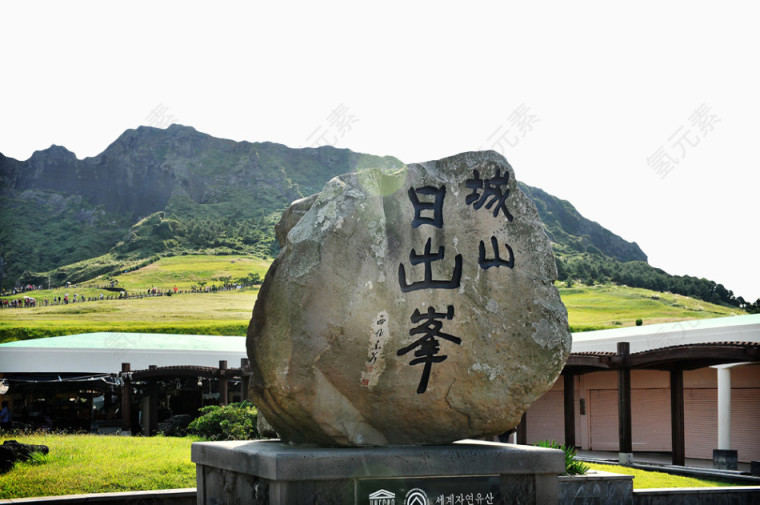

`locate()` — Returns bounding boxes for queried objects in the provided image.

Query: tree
[748,299,760,314]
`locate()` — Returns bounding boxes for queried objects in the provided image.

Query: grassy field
[586,462,732,488]
[0,255,745,342]
[101,255,271,290]
[558,283,743,332]
[0,290,257,342]
[0,255,268,342]
[3,255,270,300]
[0,434,197,499]
[0,434,739,498]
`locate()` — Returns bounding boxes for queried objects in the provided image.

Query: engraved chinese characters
[247,151,571,447]
[398,169,517,394]
[398,305,460,394]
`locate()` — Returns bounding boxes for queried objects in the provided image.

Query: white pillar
[717,367,731,450]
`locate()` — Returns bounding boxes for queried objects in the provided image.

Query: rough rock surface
[247,151,570,446]
[0,440,49,474]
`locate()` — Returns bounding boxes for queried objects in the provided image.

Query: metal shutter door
[631,388,671,452]
[589,389,618,450]
[589,388,670,451]
[732,388,760,463]
[524,390,583,446]
[684,388,717,460]
[526,390,564,444]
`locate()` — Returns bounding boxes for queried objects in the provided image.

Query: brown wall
[525,364,760,463]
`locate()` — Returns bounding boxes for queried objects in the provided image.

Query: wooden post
[517,411,528,445]
[670,367,685,466]
[104,386,113,412]
[88,390,95,433]
[146,366,158,436]
[240,358,250,402]
[219,360,228,406]
[120,363,132,433]
[564,372,576,448]
[617,342,633,464]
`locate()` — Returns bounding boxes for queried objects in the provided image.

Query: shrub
[533,440,589,475]
[187,401,259,441]
[635,318,643,326]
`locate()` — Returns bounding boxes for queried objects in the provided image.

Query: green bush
[187,401,259,441]
[533,440,589,475]
[635,318,643,326]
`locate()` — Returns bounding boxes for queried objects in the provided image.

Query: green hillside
[97,254,270,290]
[559,283,743,332]
[0,255,745,343]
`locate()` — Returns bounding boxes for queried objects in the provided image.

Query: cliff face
[0,125,404,285]
[520,183,647,263]
[0,125,643,286]
[4,125,404,219]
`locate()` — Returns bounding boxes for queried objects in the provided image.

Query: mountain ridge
[0,125,745,308]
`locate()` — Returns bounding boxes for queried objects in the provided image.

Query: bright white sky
[1,1,758,301]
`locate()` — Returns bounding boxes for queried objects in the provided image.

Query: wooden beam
[670,368,685,466]
[617,342,633,461]
[120,363,132,433]
[240,358,250,402]
[219,360,228,406]
[565,354,614,370]
[148,381,158,436]
[131,366,219,380]
[625,343,760,371]
[564,373,576,448]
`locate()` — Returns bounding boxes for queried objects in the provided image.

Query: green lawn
[0,435,740,499]
[0,434,197,499]
[586,462,733,489]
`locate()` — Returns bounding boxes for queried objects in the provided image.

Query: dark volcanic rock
[0,440,49,474]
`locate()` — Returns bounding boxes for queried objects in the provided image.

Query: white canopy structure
[571,313,760,354]
[0,332,247,374]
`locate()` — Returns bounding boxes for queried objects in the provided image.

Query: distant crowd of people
[1,297,38,308]
[1,284,42,296]
[0,283,252,309]
[0,282,80,298]
[0,291,136,308]
[0,275,260,310]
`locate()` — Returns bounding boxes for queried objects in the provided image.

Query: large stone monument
[193,151,570,504]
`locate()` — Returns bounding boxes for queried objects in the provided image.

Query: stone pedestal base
[558,470,634,505]
[192,439,564,505]
[618,452,634,465]
[713,449,738,470]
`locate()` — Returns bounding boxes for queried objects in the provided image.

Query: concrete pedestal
[558,470,634,505]
[713,449,738,470]
[192,439,564,505]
